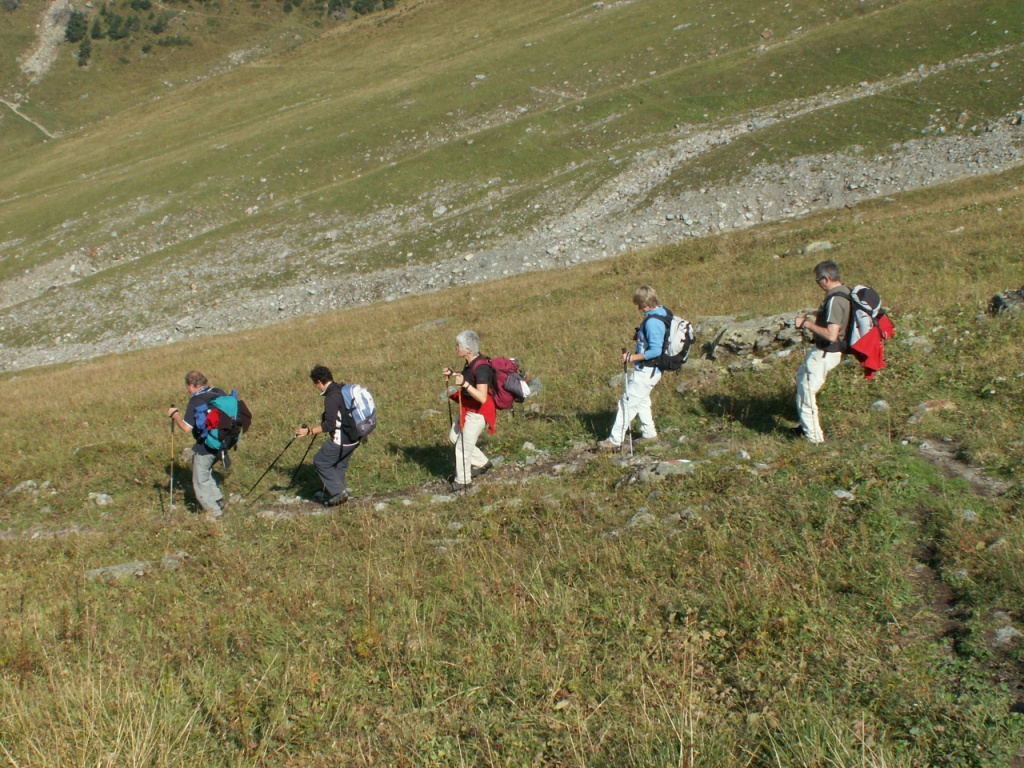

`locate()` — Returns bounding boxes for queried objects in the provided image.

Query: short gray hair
[455,330,480,354]
[814,260,841,282]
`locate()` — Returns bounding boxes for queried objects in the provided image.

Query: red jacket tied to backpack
[847,285,896,380]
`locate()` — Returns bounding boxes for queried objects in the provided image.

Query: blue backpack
[194,390,252,452]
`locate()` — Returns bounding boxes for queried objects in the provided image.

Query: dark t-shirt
[463,357,495,412]
[815,287,851,352]
[465,357,494,388]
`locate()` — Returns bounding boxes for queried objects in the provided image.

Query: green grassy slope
[0,165,1021,765]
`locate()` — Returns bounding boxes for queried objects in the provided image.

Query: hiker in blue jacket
[167,370,228,520]
[294,365,358,507]
[599,285,668,452]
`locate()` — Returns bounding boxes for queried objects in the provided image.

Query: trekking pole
[287,428,317,492]
[169,404,176,513]
[456,384,468,487]
[445,373,454,429]
[621,348,633,457]
[244,434,298,498]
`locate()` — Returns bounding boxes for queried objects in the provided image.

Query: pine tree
[65,10,89,43]
[78,34,91,66]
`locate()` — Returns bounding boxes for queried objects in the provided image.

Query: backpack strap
[640,309,673,337]
[639,309,673,369]
[468,356,494,388]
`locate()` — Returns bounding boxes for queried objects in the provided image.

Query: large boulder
[697,312,807,359]
[988,287,1024,315]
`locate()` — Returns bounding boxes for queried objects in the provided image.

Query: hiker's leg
[795,350,821,441]
[192,449,223,512]
[460,412,488,476]
[333,443,359,494]
[796,350,840,443]
[608,374,636,444]
[634,368,662,439]
[449,420,470,485]
[314,440,345,498]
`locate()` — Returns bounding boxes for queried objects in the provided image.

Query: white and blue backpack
[338,384,377,444]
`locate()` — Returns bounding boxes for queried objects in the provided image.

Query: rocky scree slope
[1,54,1023,371]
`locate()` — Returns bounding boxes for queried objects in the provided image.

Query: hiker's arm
[796,316,841,343]
[321,388,345,434]
[167,408,192,434]
[640,317,667,361]
[453,373,488,404]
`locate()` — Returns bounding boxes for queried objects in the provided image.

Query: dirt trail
[0,98,56,138]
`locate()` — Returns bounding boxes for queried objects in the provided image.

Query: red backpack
[470,356,531,410]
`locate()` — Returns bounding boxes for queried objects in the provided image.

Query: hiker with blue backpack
[443,330,496,492]
[294,365,376,507]
[598,285,694,453]
[167,370,251,520]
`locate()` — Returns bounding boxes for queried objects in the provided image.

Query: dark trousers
[313,440,359,497]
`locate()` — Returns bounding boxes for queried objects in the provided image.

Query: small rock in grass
[992,626,1023,649]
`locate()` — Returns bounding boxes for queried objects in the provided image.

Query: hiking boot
[471,461,493,478]
[450,480,471,493]
[634,435,660,446]
[787,425,806,439]
[324,492,348,507]
[201,505,223,522]
[314,490,327,503]
[597,438,622,453]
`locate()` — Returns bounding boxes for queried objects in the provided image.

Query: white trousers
[609,367,662,444]
[449,411,488,485]
[795,348,842,443]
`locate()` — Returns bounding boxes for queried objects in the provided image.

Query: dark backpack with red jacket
[470,356,531,411]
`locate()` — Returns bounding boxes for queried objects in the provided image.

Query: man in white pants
[793,261,851,443]
[599,285,668,452]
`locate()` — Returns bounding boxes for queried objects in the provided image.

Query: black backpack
[641,310,696,371]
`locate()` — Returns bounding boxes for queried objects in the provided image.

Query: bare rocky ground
[17,0,70,83]
[1,45,1023,371]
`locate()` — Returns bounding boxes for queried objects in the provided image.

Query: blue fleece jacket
[636,306,668,369]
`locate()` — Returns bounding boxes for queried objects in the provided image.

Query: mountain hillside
[1,2,1024,764]
[1,0,1022,370]
[0,175,1022,763]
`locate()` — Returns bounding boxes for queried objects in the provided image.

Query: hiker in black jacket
[294,365,359,506]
